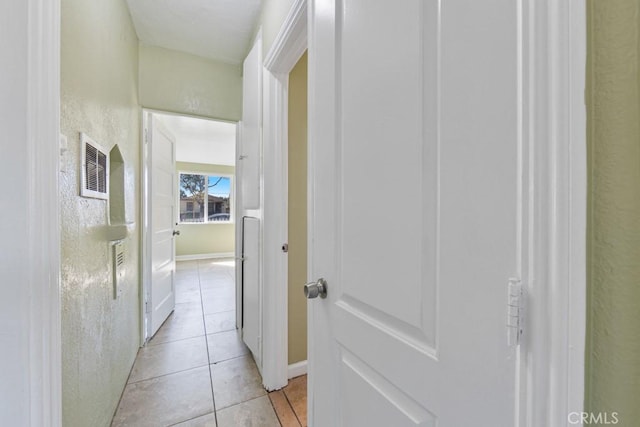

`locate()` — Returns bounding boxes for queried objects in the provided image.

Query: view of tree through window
[179,173,231,223]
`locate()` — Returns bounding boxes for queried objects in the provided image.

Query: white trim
[141,111,180,342]
[519,1,586,426]
[176,252,235,262]
[239,29,265,372]
[23,0,62,424]
[261,69,289,391]
[264,0,308,72]
[141,107,238,125]
[261,0,308,392]
[141,111,152,344]
[288,360,308,379]
[567,2,587,418]
[235,122,244,335]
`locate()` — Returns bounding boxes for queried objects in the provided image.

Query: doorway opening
[141,110,239,342]
[112,111,277,425]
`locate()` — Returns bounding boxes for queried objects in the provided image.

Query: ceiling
[126,0,262,64]
[154,113,236,166]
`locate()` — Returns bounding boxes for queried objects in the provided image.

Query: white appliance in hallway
[241,216,261,362]
[308,1,521,425]
[144,113,178,337]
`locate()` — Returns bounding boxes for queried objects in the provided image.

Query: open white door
[240,35,263,363]
[309,1,521,425]
[235,122,244,331]
[146,113,178,337]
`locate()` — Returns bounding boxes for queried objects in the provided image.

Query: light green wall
[586,0,640,423]
[176,162,235,257]
[60,0,140,425]
[287,52,308,364]
[254,0,297,55]
[139,44,242,121]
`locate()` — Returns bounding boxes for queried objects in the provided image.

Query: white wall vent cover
[112,241,125,299]
[80,132,109,199]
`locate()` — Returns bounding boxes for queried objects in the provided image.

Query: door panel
[242,216,261,362]
[149,115,177,336]
[339,0,437,346]
[241,38,262,209]
[340,350,435,427]
[310,0,520,425]
[239,35,263,365]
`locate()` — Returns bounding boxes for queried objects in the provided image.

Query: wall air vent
[112,241,125,299]
[80,133,109,200]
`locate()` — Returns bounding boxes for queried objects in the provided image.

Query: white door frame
[141,110,152,344]
[235,122,244,331]
[261,0,308,391]
[517,0,587,424]
[141,110,178,343]
[6,0,62,425]
[140,109,239,343]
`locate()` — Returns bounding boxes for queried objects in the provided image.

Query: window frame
[177,170,234,225]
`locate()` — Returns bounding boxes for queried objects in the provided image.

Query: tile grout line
[217,395,279,419]
[269,390,297,427]
[197,260,220,427]
[126,363,212,385]
[166,410,216,427]
[282,384,304,427]
[146,332,207,347]
[266,393,285,427]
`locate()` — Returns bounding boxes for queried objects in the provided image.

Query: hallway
[111,259,306,426]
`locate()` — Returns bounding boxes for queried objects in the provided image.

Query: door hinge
[145,298,151,314]
[507,278,524,347]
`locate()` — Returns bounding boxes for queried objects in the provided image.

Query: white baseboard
[288,360,307,379]
[176,252,235,261]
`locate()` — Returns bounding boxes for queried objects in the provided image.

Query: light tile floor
[112,259,278,427]
[112,259,307,427]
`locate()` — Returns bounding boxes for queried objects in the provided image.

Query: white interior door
[235,122,244,331]
[241,36,262,210]
[240,35,263,362]
[309,1,521,426]
[148,114,177,337]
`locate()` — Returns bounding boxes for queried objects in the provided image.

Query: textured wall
[176,162,236,257]
[586,0,640,423]
[60,0,141,425]
[254,0,296,55]
[287,52,308,364]
[139,44,242,121]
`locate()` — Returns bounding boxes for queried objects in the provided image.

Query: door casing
[260,0,309,391]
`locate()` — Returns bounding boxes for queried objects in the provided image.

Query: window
[179,173,232,223]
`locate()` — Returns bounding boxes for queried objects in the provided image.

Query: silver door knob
[304,278,327,299]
